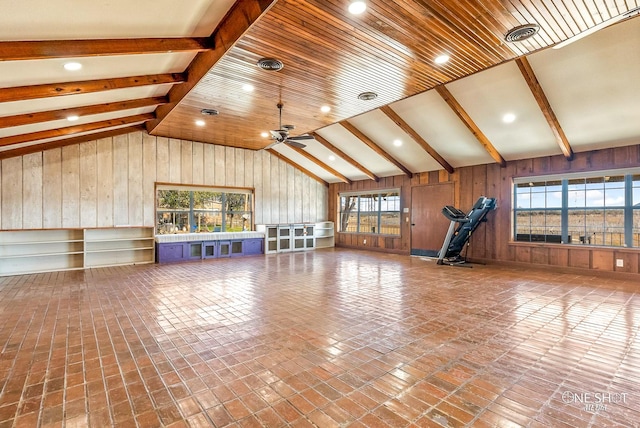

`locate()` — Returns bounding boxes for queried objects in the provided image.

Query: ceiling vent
[357,91,378,101]
[504,24,540,42]
[257,58,284,71]
[201,108,219,116]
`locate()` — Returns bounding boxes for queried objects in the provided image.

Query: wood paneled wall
[329,144,640,274]
[0,131,328,230]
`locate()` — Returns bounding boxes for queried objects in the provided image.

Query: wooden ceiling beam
[0,96,167,129]
[0,113,154,148]
[311,132,380,182]
[0,125,146,161]
[0,38,210,61]
[339,121,414,179]
[266,148,329,187]
[379,105,454,174]
[287,145,352,184]
[0,74,185,103]
[435,85,506,167]
[147,0,277,134]
[516,57,574,160]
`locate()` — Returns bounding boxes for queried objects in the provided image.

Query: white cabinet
[257,224,316,253]
[84,227,155,268]
[0,227,155,277]
[315,221,335,248]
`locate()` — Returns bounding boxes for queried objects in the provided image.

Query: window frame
[338,189,401,236]
[155,184,254,234]
[513,168,640,248]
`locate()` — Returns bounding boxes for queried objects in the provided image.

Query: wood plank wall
[0,131,328,231]
[329,144,640,274]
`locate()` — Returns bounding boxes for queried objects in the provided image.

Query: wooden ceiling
[1,0,639,183]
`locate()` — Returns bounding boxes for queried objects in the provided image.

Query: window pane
[568,178,585,208]
[604,187,625,207]
[359,213,378,233]
[568,209,585,244]
[380,212,400,235]
[339,196,358,232]
[604,209,625,247]
[226,193,251,232]
[585,209,605,245]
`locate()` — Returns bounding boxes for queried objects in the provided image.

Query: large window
[156,186,252,234]
[339,190,401,235]
[514,170,640,247]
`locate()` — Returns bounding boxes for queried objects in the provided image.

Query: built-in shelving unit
[84,227,155,268]
[0,227,155,277]
[314,221,335,248]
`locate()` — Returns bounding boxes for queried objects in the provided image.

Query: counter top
[155,231,265,243]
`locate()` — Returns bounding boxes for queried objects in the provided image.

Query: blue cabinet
[156,234,264,263]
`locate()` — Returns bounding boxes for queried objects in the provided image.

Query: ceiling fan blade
[285,140,307,149]
[287,134,315,141]
[263,140,280,150]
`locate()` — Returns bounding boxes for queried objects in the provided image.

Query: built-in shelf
[315,221,335,248]
[0,227,155,277]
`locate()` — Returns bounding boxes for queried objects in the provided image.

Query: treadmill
[437,196,497,266]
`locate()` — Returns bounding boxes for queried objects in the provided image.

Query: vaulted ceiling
[1,0,639,185]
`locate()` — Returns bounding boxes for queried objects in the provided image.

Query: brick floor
[1,249,639,427]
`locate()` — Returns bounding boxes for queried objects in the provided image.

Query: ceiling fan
[264,102,314,149]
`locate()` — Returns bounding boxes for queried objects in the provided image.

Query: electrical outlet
[363,239,367,245]
[616,259,624,267]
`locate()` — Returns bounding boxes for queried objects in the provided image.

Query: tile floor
[1,249,639,427]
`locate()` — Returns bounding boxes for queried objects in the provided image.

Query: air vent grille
[504,24,540,42]
[257,58,284,71]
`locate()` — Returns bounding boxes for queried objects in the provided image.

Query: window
[513,170,640,247]
[338,190,401,235]
[156,186,252,234]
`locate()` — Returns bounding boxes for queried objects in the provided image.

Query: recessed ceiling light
[195,119,205,127]
[64,62,82,71]
[261,132,269,138]
[503,113,516,123]
[329,155,336,161]
[393,139,403,147]
[348,1,367,14]
[435,54,450,64]
[66,115,79,122]
[242,84,254,92]
[201,108,219,116]
[321,105,331,113]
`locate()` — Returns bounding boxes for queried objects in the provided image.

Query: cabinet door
[230,241,243,257]
[157,243,186,263]
[243,239,264,255]
[218,241,231,257]
[187,242,203,259]
[203,241,217,259]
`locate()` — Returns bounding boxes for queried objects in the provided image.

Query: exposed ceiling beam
[339,121,414,179]
[379,105,455,174]
[0,113,154,147]
[0,38,210,61]
[0,96,167,129]
[0,74,185,103]
[435,85,506,167]
[311,132,380,182]
[287,146,352,184]
[147,0,278,134]
[0,125,146,161]
[266,149,329,187]
[516,57,574,160]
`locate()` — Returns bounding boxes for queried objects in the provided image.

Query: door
[411,183,454,256]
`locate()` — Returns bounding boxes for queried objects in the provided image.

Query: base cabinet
[155,235,264,263]
[257,223,331,253]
